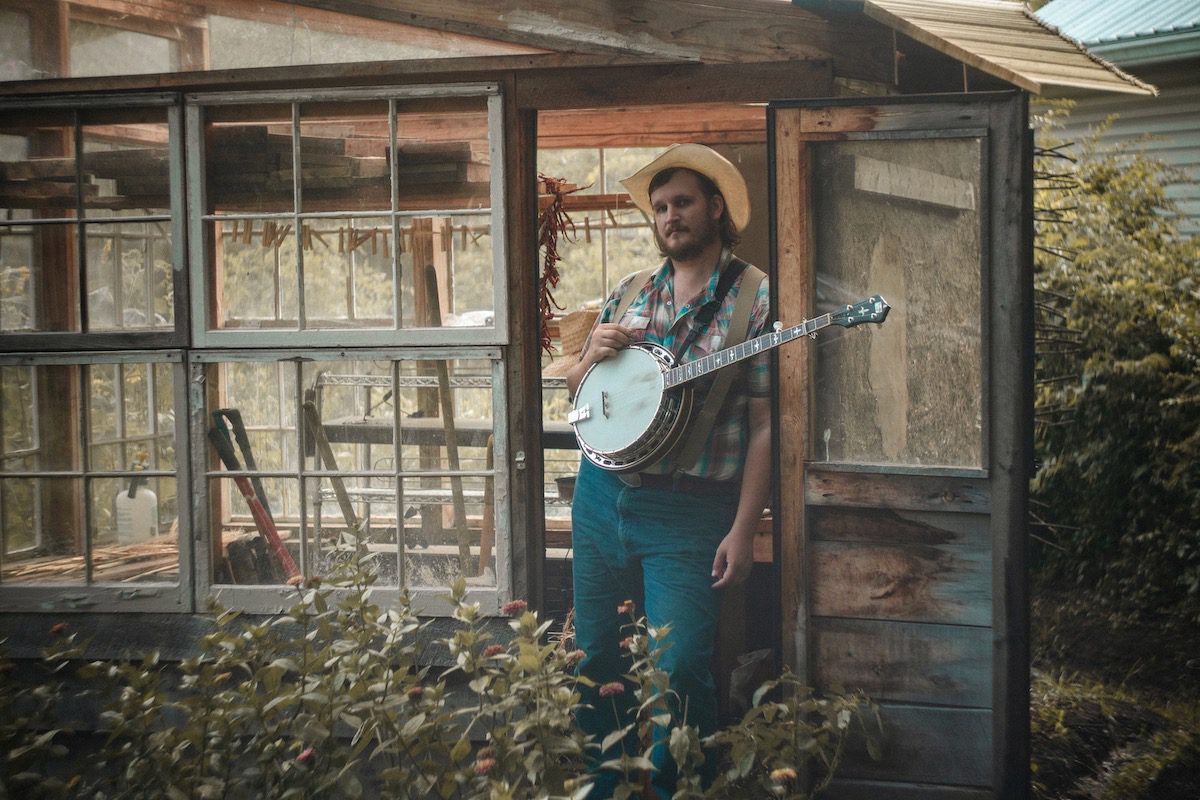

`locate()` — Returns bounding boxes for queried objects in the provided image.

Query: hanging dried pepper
[537,173,585,354]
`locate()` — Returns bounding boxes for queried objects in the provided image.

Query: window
[193,351,509,614]
[187,85,511,612]
[0,85,514,613]
[0,98,184,342]
[188,86,505,348]
[810,136,984,467]
[0,353,185,605]
[0,95,188,611]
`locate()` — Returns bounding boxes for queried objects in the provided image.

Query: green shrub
[1032,107,1200,625]
[1,546,878,799]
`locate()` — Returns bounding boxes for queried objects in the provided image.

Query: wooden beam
[539,103,767,148]
[515,60,833,111]
[0,52,664,97]
[296,0,893,78]
[772,106,811,680]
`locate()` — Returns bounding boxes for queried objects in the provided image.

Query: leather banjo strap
[671,260,766,475]
[611,267,656,326]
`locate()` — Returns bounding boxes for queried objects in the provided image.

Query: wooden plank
[850,154,976,211]
[812,617,991,707]
[811,538,990,626]
[538,103,766,149]
[795,101,997,135]
[503,90,544,607]
[298,0,893,78]
[772,107,810,679]
[825,779,991,800]
[985,92,1033,800]
[515,61,833,111]
[840,703,992,787]
[806,468,989,513]
[810,506,986,547]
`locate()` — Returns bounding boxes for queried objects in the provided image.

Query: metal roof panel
[1036,0,1200,45]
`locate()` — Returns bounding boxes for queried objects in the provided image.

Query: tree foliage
[1032,106,1200,624]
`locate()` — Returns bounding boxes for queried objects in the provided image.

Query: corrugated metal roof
[1036,0,1200,46]
[860,0,1156,95]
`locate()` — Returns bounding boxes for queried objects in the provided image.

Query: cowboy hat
[619,143,750,233]
[543,307,600,377]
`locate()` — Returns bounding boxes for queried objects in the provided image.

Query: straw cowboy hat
[619,143,751,233]
[544,307,600,377]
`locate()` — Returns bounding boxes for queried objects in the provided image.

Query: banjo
[567,295,890,472]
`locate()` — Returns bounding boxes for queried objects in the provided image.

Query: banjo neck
[662,295,891,388]
[663,314,833,389]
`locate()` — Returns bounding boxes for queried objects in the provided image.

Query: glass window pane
[1,364,37,458]
[1,477,80,583]
[84,222,174,331]
[0,10,34,82]
[70,20,178,78]
[1,363,79,472]
[210,477,299,586]
[88,362,176,471]
[303,216,393,328]
[214,218,299,328]
[81,114,171,217]
[812,137,983,468]
[0,112,81,333]
[206,107,295,215]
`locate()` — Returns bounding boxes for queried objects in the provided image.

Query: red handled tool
[208,422,300,580]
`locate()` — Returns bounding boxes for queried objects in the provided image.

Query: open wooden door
[770,93,1032,799]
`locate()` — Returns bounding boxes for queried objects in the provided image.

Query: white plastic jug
[116,483,158,544]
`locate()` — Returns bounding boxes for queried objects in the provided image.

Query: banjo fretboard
[663,313,835,389]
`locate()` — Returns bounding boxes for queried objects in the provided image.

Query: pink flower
[474,757,497,776]
[482,644,505,658]
[619,637,634,650]
[565,649,586,666]
[49,623,68,636]
[617,599,635,615]
[501,599,528,616]
[598,681,625,698]
[407,686,425,700]
[770,767,798,782]
[296,747,316,765]
[287,575,305,588]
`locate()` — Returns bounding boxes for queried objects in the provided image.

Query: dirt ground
[1030,593,1200,799]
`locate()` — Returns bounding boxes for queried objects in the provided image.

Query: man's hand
[711,527,754,589]
[583,322,635,363]
[566,322,635,397]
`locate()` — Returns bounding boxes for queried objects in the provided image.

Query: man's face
[650,170,724,262]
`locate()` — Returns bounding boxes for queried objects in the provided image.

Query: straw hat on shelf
[543,308,600,378]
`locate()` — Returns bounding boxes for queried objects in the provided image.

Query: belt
[619,471,740,497]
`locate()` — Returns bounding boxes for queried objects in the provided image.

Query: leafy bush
[1032,106,1200,625]
[1,547,878,799]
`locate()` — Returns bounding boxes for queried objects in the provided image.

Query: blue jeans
[571,459,739,799]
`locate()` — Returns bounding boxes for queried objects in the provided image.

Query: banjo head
[570,342,692,472]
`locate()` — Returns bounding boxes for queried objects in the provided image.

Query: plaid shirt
[595,249,771,482]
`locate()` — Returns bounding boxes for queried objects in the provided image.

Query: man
[565,143,772,798]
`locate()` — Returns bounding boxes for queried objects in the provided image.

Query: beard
[655,217,721,262]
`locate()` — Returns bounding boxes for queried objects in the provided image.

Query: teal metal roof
[1036,0,1200,65]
